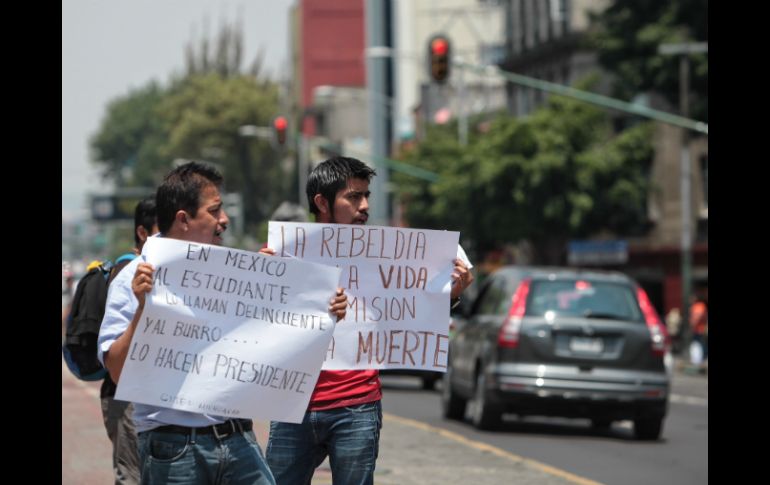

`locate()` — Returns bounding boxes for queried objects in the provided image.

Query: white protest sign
[115,237,341,424]
[268,222,459,371]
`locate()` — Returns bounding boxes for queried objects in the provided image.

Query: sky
[62,0,294,222]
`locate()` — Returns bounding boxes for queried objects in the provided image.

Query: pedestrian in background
[665,307,682,354]
[689,293,708,366]
[62,265,74,332]
[99,197,157,485]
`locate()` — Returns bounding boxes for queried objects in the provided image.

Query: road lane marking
[670,394,708,406]
[384,413,605,485]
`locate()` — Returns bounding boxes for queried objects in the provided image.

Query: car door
[450,276,495,387]
[455,275,508,391]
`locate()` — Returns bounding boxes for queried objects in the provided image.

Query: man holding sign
[98,162,349,485]
[265,157,474,485]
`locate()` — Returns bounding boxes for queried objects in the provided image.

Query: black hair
[134,197,157,246]
[306,156,376,216]
[156,161,224,234]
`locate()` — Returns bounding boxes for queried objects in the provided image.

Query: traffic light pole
[457,57,468,146]
[679,54,693,357]
[658,42,707,357]
[297,134,308,210]
[454,60,707,135]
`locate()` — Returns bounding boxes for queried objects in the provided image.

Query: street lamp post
[658,41,707,355]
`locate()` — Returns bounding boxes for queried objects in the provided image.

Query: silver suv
[442,266,669,440]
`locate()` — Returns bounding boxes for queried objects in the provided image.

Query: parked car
[442,266,670,440]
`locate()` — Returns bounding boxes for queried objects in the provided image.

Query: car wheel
[471,371,501,430]
[591,418,612,430]
[633,417,664,440]
[441,367,467,420]
[422,375,437,390]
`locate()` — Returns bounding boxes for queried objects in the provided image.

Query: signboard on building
[567,240,628,266]
[91,190,154,221]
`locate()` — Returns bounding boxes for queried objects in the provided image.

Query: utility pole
[457,56,468,146]
[298,134,308,210]
[658,41,707,355]
[365,0,393,226]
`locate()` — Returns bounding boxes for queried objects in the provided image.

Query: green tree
[158,73,280,226]
[90,20,283,232]
[590,0,708,121]
[89,82,169,188]
[395,93,654,264]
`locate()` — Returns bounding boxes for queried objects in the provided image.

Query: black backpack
[62,254,135,381]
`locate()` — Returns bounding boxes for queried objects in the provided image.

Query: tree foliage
[89,82,169,187]
[394,92,654,264]
[158,73,281,223]
[89,21,283,231]
[590,0,708,122]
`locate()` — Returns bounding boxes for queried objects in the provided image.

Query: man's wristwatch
[450,297,461,310]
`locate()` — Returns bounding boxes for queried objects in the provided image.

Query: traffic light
[428,35,450,83]
[273,116,288,146]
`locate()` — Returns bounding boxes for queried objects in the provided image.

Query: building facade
[498,0,708,315]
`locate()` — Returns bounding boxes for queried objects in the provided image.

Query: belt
[150,419,252,439]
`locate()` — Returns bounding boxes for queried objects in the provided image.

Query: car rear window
[525,279,643,322]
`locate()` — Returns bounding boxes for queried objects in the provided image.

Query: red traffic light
[431,38,448,56]
[428,35,450,83]
[273,116,287,145]
[273,116,287,131]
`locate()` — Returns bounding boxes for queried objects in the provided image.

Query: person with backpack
[63,197,158,484]
[97,162,349,485]
[99,197,158,485]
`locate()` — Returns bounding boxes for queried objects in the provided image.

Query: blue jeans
[266,401,382,485]
[137,427,275,485]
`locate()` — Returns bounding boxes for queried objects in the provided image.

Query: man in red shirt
[265,156,473,484]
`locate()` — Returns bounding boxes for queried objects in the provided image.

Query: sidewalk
[64,354,706,484]
[249,416,592,485]
[63,361,594,485]
[673,354,708,377]
[62,362,113,484]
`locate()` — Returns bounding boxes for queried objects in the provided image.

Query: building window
[480,44,506,65]
[699,153,708,215]
[550,0,567,23]
[558,0,570,35]
[523,0,533,50]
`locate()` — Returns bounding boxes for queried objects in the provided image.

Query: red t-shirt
[308,370,382,411]
[690,302,708,335]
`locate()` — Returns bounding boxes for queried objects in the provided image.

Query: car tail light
[575,280,591,290]
[498,279,531,348]
[636,287,669,357]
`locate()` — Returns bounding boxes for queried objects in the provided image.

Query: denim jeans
[137,426,275,485]
[101,397,139,485]
[266,400,382,485]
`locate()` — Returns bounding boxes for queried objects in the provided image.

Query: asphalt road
[379,369,708,485]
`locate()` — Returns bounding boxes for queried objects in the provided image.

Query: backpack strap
[114,252,136,265]
[107,253,137,286]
